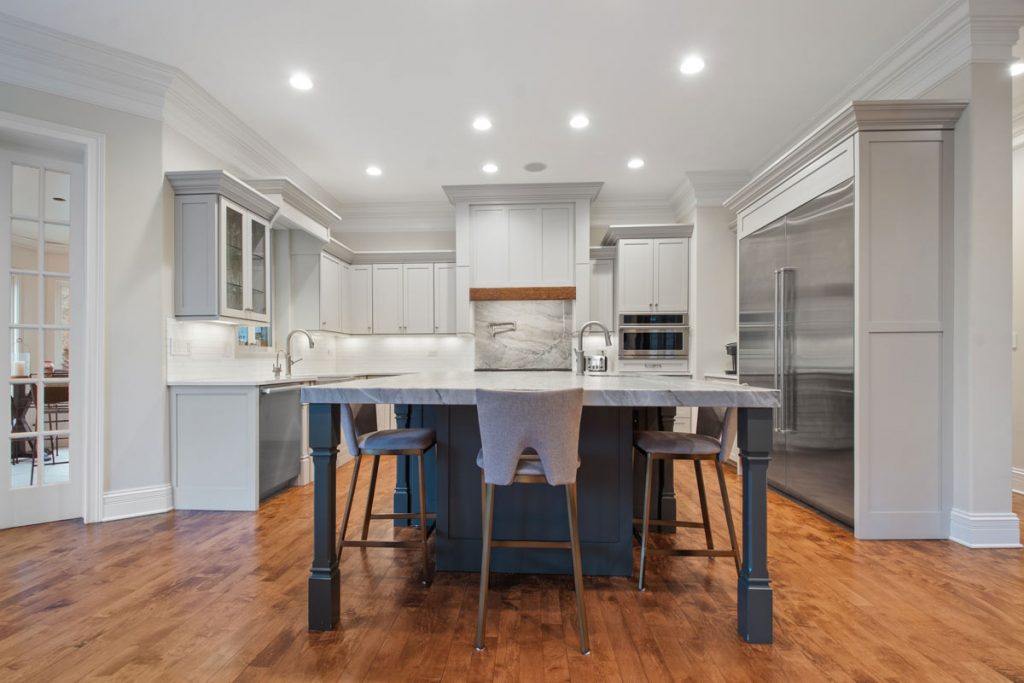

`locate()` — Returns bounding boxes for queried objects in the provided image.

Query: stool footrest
[339,539,426,549]
[632,518,706,529]
[491,540,571,550]
[369,512,438,521]
[644,548,738,558]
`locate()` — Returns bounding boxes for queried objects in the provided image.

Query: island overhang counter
[301,370,780,643]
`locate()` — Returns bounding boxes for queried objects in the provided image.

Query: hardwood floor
[1,462,1022,682]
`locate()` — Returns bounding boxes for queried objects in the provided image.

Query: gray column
[308,402,340,631]
[737,406,773,643]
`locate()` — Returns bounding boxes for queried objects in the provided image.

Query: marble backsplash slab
[474,300,572,370]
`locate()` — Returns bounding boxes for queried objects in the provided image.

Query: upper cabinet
[371,263,435,334]
[589,256,615,330]
[469,203,574,287]
[289,230,345,334]
[616,237,689,314]
[168,171,278,324]
[434,263,457,334]
[343,264,373,334]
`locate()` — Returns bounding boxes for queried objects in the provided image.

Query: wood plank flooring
[1,461,1022,682]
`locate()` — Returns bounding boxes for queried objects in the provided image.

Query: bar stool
[634,406,740,591]
[337,403,437,584]
[474,388,590,655]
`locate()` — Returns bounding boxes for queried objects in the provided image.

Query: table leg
[308,403,341,631]
[737,406,773,644]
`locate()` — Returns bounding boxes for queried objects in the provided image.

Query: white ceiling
[1,0,948,206]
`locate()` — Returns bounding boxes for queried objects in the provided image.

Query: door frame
[0,111,105,524]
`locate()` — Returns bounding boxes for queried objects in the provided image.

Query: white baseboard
[949,508,1022,548]
[102,484,173,522]
[1013,467,1024,496]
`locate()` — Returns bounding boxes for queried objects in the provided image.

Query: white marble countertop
[301,370,779,408]
[167,373,358,387]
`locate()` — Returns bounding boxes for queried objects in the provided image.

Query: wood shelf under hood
[469,286,576,301]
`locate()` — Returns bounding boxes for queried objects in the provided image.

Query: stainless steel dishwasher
[258,383,305,499]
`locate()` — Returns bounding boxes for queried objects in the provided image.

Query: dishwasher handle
[260,384,305,395]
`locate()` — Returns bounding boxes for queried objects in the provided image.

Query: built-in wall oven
[618,314,689,359]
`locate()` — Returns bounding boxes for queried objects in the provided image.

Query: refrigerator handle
[773,268,781,432]
[779,267,794,433]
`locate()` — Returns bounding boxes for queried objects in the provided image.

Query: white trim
[1012,467,1024,495]
[671,171,751,219]
[442,182,603,205]
[0,110,106,524]
[948,508,1022,548]
[102,484,173,522]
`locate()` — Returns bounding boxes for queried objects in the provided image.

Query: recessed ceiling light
[569,114,590,129]
[289,72,314,90]
[482,162,498,174]
[365,165,382,177]
[627,158,645,169]
[1011,61,1024,77]
[679,55,705,75]
[473,116,493,131]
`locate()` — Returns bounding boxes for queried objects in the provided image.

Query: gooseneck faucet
[575,320,612,375]
[285,329,315,378]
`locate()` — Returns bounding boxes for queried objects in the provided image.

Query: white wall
[690,207,737,378]
[1013,142,1024,479]
[1,82,168,492]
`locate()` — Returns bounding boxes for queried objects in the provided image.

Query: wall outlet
[168,337,191,356]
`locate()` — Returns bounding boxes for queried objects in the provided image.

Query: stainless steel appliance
[618,314,689,360]
[738,178,854,525]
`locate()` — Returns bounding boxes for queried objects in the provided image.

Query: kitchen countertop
[167,373,357,387]
[301,370,779,408]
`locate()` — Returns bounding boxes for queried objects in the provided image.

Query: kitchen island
[301,371,779,643]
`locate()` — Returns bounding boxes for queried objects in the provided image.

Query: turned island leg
[308,402,341,631]
[737,406,773,644]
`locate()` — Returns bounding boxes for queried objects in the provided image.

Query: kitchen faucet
[575,321,612,375]
[285,329,315,378]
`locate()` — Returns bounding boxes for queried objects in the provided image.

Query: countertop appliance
[618,313,689,360]
[738,178,854,525]
[725,342,737,375]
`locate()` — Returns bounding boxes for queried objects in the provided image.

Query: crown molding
[725,100,967,214]
[749,0,1024,179]
[347,250,456,265]
[166,170,279,220]
[601,223,694,246]
[589,246,616,260]
[443,182,603,205]
[0,11,346,220]
[671,170,751,218]
[590,197,677,227]
[246,177,342,230]
[334,201,454,232]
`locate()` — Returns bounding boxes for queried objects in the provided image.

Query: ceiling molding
[347,249,456,265]
[590,197,677,228]
[0,11,346,219]
[246,177,342,230]
[166,169,279,220]
[749,0,1024,179]
[334,201,454,232]
[589,246,616,260]
[725,100,967,214]
[601,223,694,246]
[443,182,604,205]
[671,170,751,218]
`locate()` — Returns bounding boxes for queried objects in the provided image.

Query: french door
[0,149,83,528]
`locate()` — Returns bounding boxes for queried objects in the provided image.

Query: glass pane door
[6,161,73,491]
[249,217,268,318]
[223,202,245,315]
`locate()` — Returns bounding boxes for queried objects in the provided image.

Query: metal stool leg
[417,452,430,585]
[475,483,495,651]
[716,460,742,575]
[638,451,654,592]
[337,456,363,555]
[565,482,590,655]
[694,460,714,550]
[360,455,380,540]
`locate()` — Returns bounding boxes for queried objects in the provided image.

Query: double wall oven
[618,314,689,360]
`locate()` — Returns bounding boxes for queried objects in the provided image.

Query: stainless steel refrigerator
[738,178,855,525]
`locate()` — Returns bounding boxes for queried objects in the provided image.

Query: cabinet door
[590,259,615,329]
[471,206,509,285]
[319,254,342,332]
[616,239,654,313]
[540,205,573,284]
[247,214,270,322]
[434,263,456,334]
[654,238,687,313]
[346,265,373,334]
[220,199,247,319]
[403,264,435,334]
[372,264,403,334]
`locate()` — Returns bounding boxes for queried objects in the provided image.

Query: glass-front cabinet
[168,171,277,325]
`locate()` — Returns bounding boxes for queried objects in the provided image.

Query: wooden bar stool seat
[474,388,590,656]
[634,406,740,591]
[337,405,437,585]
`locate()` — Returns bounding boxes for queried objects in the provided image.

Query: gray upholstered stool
[337,403,437,584]
[634,406,740,591]
[474,388,590,655]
